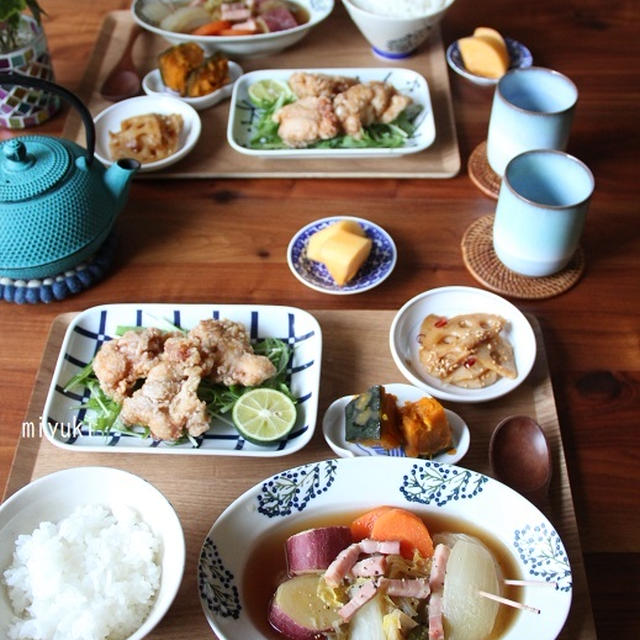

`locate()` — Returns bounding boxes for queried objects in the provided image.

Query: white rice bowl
[4,504,160,640]
[351,0,450,18]
[0,467,185,640]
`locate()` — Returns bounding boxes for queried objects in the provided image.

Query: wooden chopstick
[504,579,557,588]
[478,590,541,614]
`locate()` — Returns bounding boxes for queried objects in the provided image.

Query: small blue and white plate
[446,37,533,86]
[287,216,397,295]
[322,382,470,463]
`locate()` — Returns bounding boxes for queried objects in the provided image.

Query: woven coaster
[468,141,501,200]
[0,234,116,304]
[461,215,585,299]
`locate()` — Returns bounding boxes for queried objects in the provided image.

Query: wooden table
[1,1,638,638]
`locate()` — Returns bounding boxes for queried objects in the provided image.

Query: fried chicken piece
[288,72,358,98]
[273,96,340,148]
[120,361,210,441]
[92,328,171,402]
[333,81,412,139]
[189,319,276,386]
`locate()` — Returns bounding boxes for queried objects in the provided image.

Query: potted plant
[0,0,60,129]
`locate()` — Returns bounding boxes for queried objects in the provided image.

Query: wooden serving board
[4,311,595,639]
[61,8,461,179]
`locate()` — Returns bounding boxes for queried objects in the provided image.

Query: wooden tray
[4,310,595,639]
[61,8,461,179]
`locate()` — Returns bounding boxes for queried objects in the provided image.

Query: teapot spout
[104,158,140,205]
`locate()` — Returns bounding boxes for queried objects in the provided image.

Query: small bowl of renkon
[446,37,533,86]
[142,60,244,111]
[132,0,334,58]
[0,466,185,640]
[93,94,201,172]
[390,286,537,403]
[342,0,457,59]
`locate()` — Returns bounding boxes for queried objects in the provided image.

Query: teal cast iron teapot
[0,72,140,280]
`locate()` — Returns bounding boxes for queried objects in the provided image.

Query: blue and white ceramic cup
[493,150,594,277]
[487,67,578,176]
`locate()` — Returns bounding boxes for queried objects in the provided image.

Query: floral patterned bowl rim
[197,456,572,640]
[287,215,397,295]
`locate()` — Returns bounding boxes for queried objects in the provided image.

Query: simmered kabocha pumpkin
[158,42,205,96]
[344,385,403,449]
[186,52,229,97]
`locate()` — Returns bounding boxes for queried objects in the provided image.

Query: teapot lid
[0,136,72,202]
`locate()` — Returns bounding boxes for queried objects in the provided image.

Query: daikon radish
[441,540,500,640]
[348,591,386,640]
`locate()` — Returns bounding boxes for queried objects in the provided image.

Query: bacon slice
[428,544,451,640]
[351,555,386,578]
[323,543,362,587]
[338,580,379,622]
[359,539,401,555]
[379,577,431,599]
[428,592,445,640]
[221,2,251,20]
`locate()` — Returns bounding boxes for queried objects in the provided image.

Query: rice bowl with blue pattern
[287,216,397,294]
[198,456,572,639]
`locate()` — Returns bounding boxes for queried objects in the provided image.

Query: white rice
[3,504,161,640]
[351,0,448,18]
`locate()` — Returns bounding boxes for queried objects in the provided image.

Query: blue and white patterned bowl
[446,37,533,86]
[198,457,572,639]
[42,303,322,456]
[287,216,397,295]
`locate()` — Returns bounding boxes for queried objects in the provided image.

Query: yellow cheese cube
[317,229,372,286]
[473,26,508,56]
[306,220,366,262]
[458,34,509,79]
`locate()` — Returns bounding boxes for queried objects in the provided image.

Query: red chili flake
[464,357,477,368]
[434,317,448,328]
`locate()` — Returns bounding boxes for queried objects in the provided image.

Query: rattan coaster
[461,215,585,299]
[468,141,501,199]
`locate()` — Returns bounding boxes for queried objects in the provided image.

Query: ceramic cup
[486,67,578,176]
[493,149,594,277]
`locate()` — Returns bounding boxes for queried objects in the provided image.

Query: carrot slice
[191,20,232,36]
[370,507,434,559]
[218,28,258,36]
[350,506,394,541]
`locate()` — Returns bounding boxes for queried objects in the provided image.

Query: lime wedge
[248,79,291,108]
[232,389,297,445]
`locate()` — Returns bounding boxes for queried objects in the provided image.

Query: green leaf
[25,0,46,25]
[0,0,26,23]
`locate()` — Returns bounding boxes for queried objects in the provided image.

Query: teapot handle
[0,72,95,165]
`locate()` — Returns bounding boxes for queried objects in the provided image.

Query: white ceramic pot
[0,16,60,129]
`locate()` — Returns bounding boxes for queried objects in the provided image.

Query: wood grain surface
[1,0,639,638]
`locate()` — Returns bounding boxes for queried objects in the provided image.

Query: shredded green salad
[64,323,295,445]
[248,92,423,150]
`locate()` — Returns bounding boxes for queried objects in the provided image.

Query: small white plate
[93,95,201,172]
[227,67,436,158]
[390,286,537,403]
[446,36,533,86]
[287,216,397,295]
[322,382,470,463]
[142,61,243,111]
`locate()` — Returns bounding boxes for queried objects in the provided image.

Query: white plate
[322,382,470,463]
[198,457,572,640]
[42,303,322,456]
[390,286,536,403]
[227,67,436,158]
[142,61,243,111]
[287,215,397,295]
[131,0,333,58]
[93,95,201,172]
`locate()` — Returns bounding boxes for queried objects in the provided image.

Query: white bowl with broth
[389,286,537,403]
[132,0,334,58]
[198,456,572,640]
